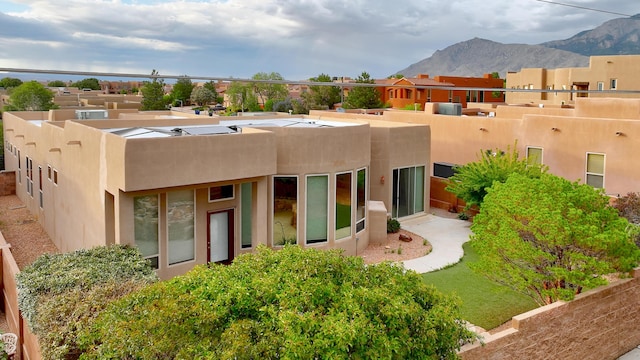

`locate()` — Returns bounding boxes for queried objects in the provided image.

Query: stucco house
[3,110,430,279]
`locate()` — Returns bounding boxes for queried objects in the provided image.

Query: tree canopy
[47,80,67,87]
[0,77,23,88]
[190,86,216,107]
[79,245,474,359]
[140,70,167,111]
[343,71,383,109]
[71,78,101,90]
[446,144,546,209]
[251,72,289,106]
[171,76,194,105]
[612,192,640,247]
[226,81,259,112]
[470,172,640,305]
[302,73,341,110]
[3,81,56,111]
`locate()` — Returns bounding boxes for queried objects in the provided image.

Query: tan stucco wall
[506,55,640,105]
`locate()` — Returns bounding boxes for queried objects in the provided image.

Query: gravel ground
[0,195,59,269]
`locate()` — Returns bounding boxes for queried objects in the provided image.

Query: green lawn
[422,242,538,330]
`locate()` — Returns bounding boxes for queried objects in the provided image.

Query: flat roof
[104,117,359,139]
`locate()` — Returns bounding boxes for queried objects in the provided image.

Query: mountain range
[397,14,640,78]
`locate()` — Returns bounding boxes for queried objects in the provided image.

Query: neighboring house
[379,74,504,109]
[506,55,640,105]
[316,97,640,208]
[3,109,429,279]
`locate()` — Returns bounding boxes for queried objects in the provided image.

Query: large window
[335,172,352,240]
[306,175,328,244]
[392,166,425,218]
[586,153,605,189]
[241,182,253,249]
[134,195,159,269]
[526,147,543,166]
[26,156,33,197]
[167,190,195,265]
[273,176,298,246]
[356,168,367,233]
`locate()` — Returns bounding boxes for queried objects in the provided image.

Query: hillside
[397,38,588,78]
[397,14,640,78]
[542,14,640,55]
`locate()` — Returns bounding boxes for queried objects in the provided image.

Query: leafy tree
[470,173,640,306]
[343,71,383,109]
[140,70,167,111]
[79,245,474,359]
[446,143,546,208]
[16,245,157,360]
[302,73,341,110]
[202,80,219,102]
[0,77,23,88]
[47,80,67,87]
[71,78,101,90]
[190,86,216,107]
[612,192,640,247]
[251,72,289,106]
[226,81,258,112]
[3,81,56,111]
[171,76,194,106]
[387,74,405,79]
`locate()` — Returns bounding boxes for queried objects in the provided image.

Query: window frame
[305,174,329,245]
[134,194,160,269]
[167,189,196,266]
[585,152,605,189]
[610,78,617,90]
[208,184,235,202]
[272,175,299,247]
[526,146,543,166]
[355,167,367,234]
[334,171,353,241]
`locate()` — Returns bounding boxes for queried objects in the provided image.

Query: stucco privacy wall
[459,268,640,360]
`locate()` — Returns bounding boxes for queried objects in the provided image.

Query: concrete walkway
[400,214,472,273]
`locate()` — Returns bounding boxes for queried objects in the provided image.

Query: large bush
[79,245,474,359]
[16,245,157,360]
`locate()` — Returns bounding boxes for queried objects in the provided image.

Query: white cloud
[0,0,636,79]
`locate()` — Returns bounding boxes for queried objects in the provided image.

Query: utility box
[75,110,108,120]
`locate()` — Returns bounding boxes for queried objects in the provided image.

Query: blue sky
[0,0,637,81]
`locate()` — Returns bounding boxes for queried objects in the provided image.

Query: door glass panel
[209,212,229,263]
[356,168,366,233]
[415,166,425,213]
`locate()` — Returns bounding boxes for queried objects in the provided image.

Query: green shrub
[387,218,401,233]
[79,245,474,359]
[16,245,157,360]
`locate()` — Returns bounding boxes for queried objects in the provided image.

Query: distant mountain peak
[396,15,640,78]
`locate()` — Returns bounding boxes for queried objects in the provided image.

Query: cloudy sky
[0,0,637,81]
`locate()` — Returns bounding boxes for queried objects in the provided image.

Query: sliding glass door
[392,166,425,218]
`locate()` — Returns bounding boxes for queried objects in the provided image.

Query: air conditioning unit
[75,110,108,120]
[438,103,462,116]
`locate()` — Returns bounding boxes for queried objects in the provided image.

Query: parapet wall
[460,268,640,360]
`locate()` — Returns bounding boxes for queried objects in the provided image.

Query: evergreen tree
[343,72,383,109]
[140,70,167,111]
